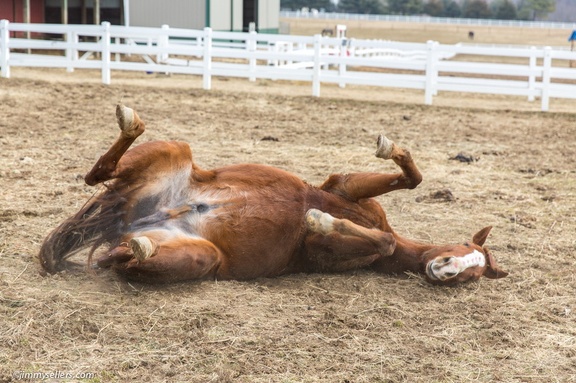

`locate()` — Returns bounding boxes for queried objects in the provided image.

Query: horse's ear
[472,226,492,247]
[483,246,509,279]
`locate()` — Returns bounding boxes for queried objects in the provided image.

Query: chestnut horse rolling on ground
[39,104,508,286]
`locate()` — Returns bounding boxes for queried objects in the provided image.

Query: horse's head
[423,226,508,286]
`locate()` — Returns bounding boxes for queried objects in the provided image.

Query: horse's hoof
[116,104,143,138]
[306,209,334,235]
[130,236,157,262]
[306,209,322,229]
[375,134,394,159]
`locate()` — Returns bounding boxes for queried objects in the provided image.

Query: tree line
[281,0,557,21]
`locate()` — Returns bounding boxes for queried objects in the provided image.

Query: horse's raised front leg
[320,134,422,201]
[84,104,145,186]
[304,208,396,272]
[98,233,224,283]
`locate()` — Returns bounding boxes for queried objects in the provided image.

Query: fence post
[248,30,256,82]
[203,27,212,90]
[527,46,536,102]
[268,40,277,67]
[101,21,111,85]
[0,19,10,78]
[339,37,348,88]
[424,40,438,105]
[114,37,120,62]
[322,40,329,70]
[158,24,169,63]
[541,46,551,112]
[66,30,78,73]
[312,34,321,97]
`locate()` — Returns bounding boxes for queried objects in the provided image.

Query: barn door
[242,0,258,32]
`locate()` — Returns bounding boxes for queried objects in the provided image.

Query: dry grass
[1,18,576,382]
[1,67,575,382]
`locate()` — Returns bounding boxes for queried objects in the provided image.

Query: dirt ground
[1,66,575,383]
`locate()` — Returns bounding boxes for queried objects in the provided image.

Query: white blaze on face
[427,249,486,281]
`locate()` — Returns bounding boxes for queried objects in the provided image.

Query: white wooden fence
[1,20,576,111]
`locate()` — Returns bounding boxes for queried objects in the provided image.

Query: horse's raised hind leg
[304,208,396,272]
[320,134,422,201]
[304,234,382,272]
[94,236,161,268]
[84,104,145,186]
[108,234,223,283]
[306,208,396,256]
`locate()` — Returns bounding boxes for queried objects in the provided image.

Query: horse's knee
[406,172,423,189]
[415,173,423,187]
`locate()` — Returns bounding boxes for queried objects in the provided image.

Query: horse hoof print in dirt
[39,104,508,286]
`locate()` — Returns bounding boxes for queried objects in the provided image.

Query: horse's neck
[391,233,437,273]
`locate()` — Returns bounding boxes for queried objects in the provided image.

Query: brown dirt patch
[1,68,575,382]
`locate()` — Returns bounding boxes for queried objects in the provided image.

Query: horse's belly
[127,167,311,278]
[187,190,306,278]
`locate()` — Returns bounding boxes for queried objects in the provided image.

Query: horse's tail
[38,189,125,273]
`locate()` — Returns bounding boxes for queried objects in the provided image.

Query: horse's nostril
[442,256,453,264]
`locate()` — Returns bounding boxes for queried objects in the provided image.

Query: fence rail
[1,20,576,111]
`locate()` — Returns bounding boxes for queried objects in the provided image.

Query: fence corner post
[540,46,551,112]
[0,19,10,78]
[248,30,257,82]
[101,21,111,85]
[338,37,348,88]
[65,30,78,73]
[203,27,212,90]
[312,34,321,97]
[158,24,169,64]
[527,46,536,102]
[424,40,438,105]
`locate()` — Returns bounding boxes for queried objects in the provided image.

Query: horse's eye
[464,242,470,247]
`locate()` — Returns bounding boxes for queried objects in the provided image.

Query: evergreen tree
[442,0,462,17]
[516,0,532,19]
[424,0,444,16]
[337,0,386,14]
[526,0,556,20]
[462,0,492,18]
[405,0,425,14]
[387,0,424,14]
[492,0,517,20]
